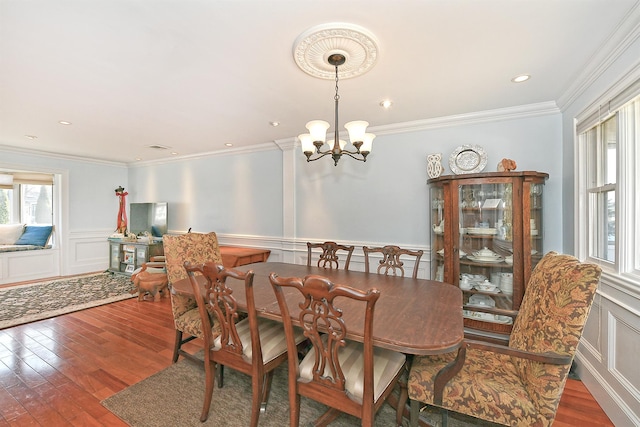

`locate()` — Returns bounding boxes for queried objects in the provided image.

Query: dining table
[171,261,464,356]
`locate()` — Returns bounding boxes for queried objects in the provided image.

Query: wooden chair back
[185,262,257,361]
[270,273,406,426]
[185,262,293,425]
[306,241,355,270]
[363,245,424,279]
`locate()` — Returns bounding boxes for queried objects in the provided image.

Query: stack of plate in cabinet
[499,272,513,295]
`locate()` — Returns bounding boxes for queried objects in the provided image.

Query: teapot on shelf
[432,219,444,234]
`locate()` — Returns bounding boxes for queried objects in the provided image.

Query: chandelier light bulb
[328,139,347,151]
[344,121,369,143]
[360,133,375,153]
[298,134,315,153]
[305,120,330,143]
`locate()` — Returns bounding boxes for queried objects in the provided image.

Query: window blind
[0,172,54,189]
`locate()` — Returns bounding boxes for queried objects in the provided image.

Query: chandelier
[293,23,379,166]
[298,54,375,166]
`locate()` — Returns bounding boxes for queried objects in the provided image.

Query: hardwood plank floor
[0,296,614,426]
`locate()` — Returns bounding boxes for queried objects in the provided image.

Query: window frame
[0,169,59,248]
[576,88,640,287]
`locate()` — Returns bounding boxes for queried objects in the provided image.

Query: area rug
[0,272,135,329]
[102,356,490,427]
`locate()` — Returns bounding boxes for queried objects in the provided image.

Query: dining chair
[185,262,306,424]
[269,272,407,427]
[306,241,355,270]
[163,232,224,364]
[404,251,602,427]
[363,245,424,279]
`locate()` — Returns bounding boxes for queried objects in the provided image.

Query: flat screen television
[129,202,168,237]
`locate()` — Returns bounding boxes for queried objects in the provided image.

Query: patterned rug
[0,272,136,329]
[102,354,488,427]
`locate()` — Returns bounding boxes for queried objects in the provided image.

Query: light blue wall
[0,150,127,232]
[0,110,562,250]
[127,148,284,236]
[295,112,562,250]
[123,110,562,251]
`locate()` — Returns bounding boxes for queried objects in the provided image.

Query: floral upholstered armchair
[405,251,602,427]
[163,232,224,363]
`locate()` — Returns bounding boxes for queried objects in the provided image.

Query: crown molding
[2,101,559,168]
[126,142,278,168]
[0,144,127,167]
[557,3,640,111]
[370,101,560,137]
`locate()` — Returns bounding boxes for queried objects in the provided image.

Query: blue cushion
[15,226,53,246]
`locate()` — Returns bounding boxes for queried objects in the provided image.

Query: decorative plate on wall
[449,144,487,174]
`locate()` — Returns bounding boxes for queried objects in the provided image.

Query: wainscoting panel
[65,230,113,276]
[575,276,640,427]
[216,234,432,279]
[0,249,60,285]
[608,310,640,401]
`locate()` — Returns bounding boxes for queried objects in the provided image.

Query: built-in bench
[0,224,54,252]
[0,224,57,284]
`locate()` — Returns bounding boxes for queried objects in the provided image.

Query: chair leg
[396,378,408,427]
[441,408,449,427]
[409,400,420,427]
[200,358,216,422]
[172,329,183,363]
[217,364,224,388]
[289,390,301,427]
[260,370,275,413]
[250,373,263,427]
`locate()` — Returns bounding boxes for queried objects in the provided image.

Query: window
[585,116,616,262]
[578,89,640,281]
[0,172,54,225]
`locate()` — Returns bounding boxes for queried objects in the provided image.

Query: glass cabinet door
[530,182,544,270]
[430,184,445,282]
[458,180,514,328]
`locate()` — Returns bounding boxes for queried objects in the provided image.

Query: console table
[220,246,270,268]
[108,239,164,275]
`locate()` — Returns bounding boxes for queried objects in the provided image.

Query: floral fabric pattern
[408,252,601,427]
[163,232,224,337]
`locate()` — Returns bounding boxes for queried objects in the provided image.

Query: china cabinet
[428,171,548,342]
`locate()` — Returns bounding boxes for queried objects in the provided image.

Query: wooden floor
[0,296,614,426]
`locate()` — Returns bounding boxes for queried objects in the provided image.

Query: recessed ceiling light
[25,135,38,140]
[225,143,233,147]
[135,158,142,161]
[511,74,531,83]
[58,120,72,125]
[269,121,280,127]
[379,100,393,109]
[171,152,178,155]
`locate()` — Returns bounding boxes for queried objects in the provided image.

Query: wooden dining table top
[171,261,464,356]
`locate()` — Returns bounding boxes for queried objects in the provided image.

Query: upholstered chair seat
[214,316,304,363]
[299,336,407,404]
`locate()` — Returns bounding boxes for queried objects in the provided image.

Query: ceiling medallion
[293,23,379,80]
